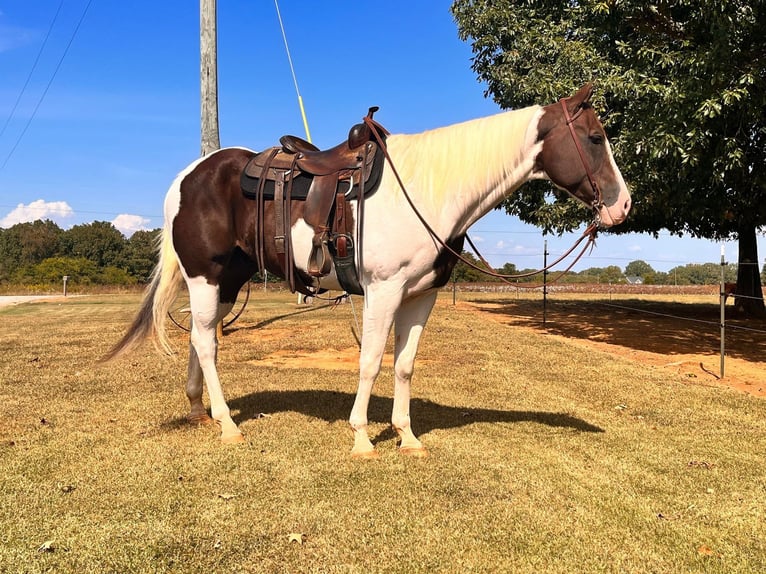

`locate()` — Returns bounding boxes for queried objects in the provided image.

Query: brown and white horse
[105,84,630,457]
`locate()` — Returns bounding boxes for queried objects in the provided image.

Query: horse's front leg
[392,290,437,457]
[349,283,401,458]
[188,281,243,444]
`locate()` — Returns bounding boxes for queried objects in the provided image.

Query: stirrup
[307,233,332,277]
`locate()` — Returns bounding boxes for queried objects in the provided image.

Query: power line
[0,203,162,220]
[0,0,65,142]
[0,0,93,171]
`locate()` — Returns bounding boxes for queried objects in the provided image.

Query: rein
[362,113,599,283]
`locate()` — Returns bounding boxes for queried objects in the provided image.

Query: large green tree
[121,229,160,283]
[0,220,63,280]
[624,260,654,279]
[60,221,125,268]
[452,0,765,315]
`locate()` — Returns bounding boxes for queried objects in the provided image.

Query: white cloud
[112,214,150,237]
[628,244,643,253]
[470,234,484,243]
[496,240,506,249]
[1,200,74,227]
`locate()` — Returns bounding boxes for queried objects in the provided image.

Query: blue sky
[0,1,759,273]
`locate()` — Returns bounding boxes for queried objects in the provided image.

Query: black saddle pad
[240,145,385,201]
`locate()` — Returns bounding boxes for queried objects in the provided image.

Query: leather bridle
[559,98,603,216]
[363,112,599,284]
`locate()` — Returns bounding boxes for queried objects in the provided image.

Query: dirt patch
[251,347,385,371]
[236,294,764,398]
[459,299,766,398]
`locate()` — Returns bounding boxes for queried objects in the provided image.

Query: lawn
[1,291,764,573]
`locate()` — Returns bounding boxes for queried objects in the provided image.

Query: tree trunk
[734,223,765,317]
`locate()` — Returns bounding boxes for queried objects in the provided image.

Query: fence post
[719,245,726,378]
[452,273,457,305]
[543,239,548,325]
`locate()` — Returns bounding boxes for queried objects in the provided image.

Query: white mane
[382,105,542,211]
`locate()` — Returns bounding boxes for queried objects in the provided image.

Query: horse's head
[534,83,631,228]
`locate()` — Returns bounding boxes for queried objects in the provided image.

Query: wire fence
[447,273,766,381]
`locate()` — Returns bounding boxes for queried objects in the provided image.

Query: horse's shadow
[226,302,333,335]
[228,390,603,441]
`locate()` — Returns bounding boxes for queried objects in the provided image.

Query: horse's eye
[589,133,604,145]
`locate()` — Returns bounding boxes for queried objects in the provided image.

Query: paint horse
[105,84,631,458]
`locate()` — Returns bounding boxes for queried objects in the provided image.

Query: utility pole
[200,0,220,156]
[201,0,224,339]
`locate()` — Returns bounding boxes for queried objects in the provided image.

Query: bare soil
[247,291,764,398]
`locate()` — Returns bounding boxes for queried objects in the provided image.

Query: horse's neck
[385,105,543,234]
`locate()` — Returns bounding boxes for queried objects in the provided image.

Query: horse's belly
[290,214,449,295]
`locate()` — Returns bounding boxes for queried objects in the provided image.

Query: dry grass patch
[1,292,764,573]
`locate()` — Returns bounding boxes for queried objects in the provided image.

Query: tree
[13,257,99,285]
[0,220,63,279]
[61,221,125,268]
[122,229,160,282]
[665,262,736,285]
[452,1,765,316]
[600,265,625,284]
[497,262,518,276]
[452,251,489,282]
[624,260,654,280]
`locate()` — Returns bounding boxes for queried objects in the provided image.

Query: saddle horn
[348,122,371,149]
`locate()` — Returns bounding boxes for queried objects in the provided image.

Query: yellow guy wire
[274,0,312,143]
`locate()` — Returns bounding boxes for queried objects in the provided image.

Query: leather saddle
[240,107,385,282]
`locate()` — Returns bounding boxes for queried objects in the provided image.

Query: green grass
[0,292,764,573]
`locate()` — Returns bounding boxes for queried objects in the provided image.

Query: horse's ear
[567,83,594,112]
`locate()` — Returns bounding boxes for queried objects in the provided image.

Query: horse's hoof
[187,413,213,425]
[399,446,429,458]
[350,448,380,460]
[221,432,246,445]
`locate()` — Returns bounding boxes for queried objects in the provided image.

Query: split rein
[362,110,600,287]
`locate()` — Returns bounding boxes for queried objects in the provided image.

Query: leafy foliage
[0,220,63,277]
[60,221,126,268]
[121,229,161,283]
[452,0,765,313]
[451,251,489,282]
[624,260,654,279]
[0,220,158,286]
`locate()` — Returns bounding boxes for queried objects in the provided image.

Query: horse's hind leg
[186,277,243,444]
[185,301,234,425]
[185,345,210,424]
[392,290,436,457]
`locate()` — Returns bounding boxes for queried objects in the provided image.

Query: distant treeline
[0,220,158,286]
[1,219,759,288]
[448,250,751,286]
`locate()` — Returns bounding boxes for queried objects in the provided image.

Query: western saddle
[240,107,387,295]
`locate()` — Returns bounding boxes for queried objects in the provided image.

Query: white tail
[101,222,183,361]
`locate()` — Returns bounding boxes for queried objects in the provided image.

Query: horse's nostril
[624,198,632,213]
